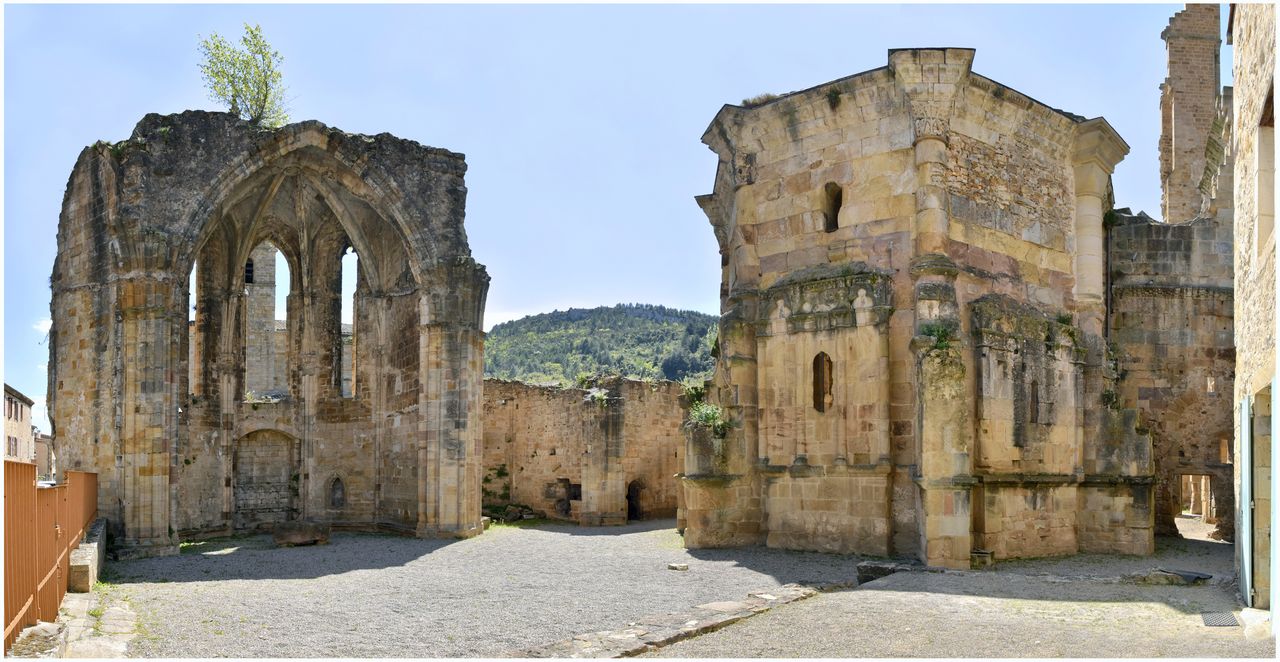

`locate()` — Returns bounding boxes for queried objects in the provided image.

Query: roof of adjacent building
[4,383,35,406]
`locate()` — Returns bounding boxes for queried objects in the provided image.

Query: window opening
[329,476,346,509]
[1029,380,1039,424]
[813,352,833,412]
[243,243,290,400]
[339,247,358,398]
[822,182,843,233]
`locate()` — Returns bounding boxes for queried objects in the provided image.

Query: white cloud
[33,318,52,334]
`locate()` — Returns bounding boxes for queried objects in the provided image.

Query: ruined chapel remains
[684,6,1241,569]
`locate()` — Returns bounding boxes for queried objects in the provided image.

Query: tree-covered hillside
[485,304,717,385]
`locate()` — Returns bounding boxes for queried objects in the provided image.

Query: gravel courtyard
[108,520,866,657]
[646,531,1273,658]
[645,570,1273,658]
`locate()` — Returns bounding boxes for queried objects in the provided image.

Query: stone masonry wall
[1230,2,1276,610]
[1110,3,1237,542]
[1161,5,1222,223]
[482,378,687,524]
[692,48,1148,567]
[49,112,489,555]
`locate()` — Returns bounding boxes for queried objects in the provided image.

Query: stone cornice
[1072,118,1130,195]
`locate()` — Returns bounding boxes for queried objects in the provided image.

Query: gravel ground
[108,520,866,657]
[646,571,1274,658]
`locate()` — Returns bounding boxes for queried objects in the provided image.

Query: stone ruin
[482,377,687,525]
[49,112,489,555]
[685,36,1236,568]
[46,6,1242,570]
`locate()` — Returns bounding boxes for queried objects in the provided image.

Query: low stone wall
[482,378,687,524]
[69,518,106,593]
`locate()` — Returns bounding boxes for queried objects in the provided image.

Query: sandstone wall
[1109,214,1235,540]
[691,47,1151,568]
[481,378,686,524]
[1161,5,1223,223]
[1230,1,1276,611]
[49,113,489,555]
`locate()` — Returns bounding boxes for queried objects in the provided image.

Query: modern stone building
[49,112,489,556]
[482,378,687,525]
[687,47,1158,568]
[34,432,55,480]
[1228,1,1276,618]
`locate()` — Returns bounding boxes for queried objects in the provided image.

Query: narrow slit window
[813,352,833,412]
[822,182,843,233]
[1029,380,1040,424]
[244,258,255,285]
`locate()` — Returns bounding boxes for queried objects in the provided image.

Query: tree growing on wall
[198,23,289,127]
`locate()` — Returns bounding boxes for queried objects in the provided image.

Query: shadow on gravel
[107,531,461,584]
[500,518,871,586]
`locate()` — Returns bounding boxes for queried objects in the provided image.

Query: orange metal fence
[4,462,97,651]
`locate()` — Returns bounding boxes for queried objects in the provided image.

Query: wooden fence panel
[4,462,97,652]
[4,461,37,650]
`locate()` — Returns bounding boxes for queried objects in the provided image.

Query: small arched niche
[329,475,346,510]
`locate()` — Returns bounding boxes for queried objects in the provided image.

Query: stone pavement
[7,586,139,659]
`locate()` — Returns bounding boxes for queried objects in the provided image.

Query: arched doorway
[627,479,645,521]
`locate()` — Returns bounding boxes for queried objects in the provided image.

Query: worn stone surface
[688,47,1151,568]
[1230,1,1277,614]
[49,112,489,554]
[272,520,331,546]
[7,622,65,658]
[483,378,686,525]
[1109,7,1237,547]
[68,518,106,592]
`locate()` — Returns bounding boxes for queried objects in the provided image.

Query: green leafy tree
[198,23,289,127]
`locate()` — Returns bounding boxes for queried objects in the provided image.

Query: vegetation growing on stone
[919,322,956,350]
[198,23,289,127]
[685,401,731,439]
[741,92,780,108]
[484,304,716,385]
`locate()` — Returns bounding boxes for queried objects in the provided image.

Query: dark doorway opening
[627,480,645,521]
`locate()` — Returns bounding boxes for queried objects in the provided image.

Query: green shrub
[686,401,731,438]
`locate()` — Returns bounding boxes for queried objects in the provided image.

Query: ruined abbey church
[50,116,489,554]
[49,5,1244,571]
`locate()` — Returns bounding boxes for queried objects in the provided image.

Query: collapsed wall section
[481,378,687,525]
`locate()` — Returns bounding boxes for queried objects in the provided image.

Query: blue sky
[5,3,1223,433]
